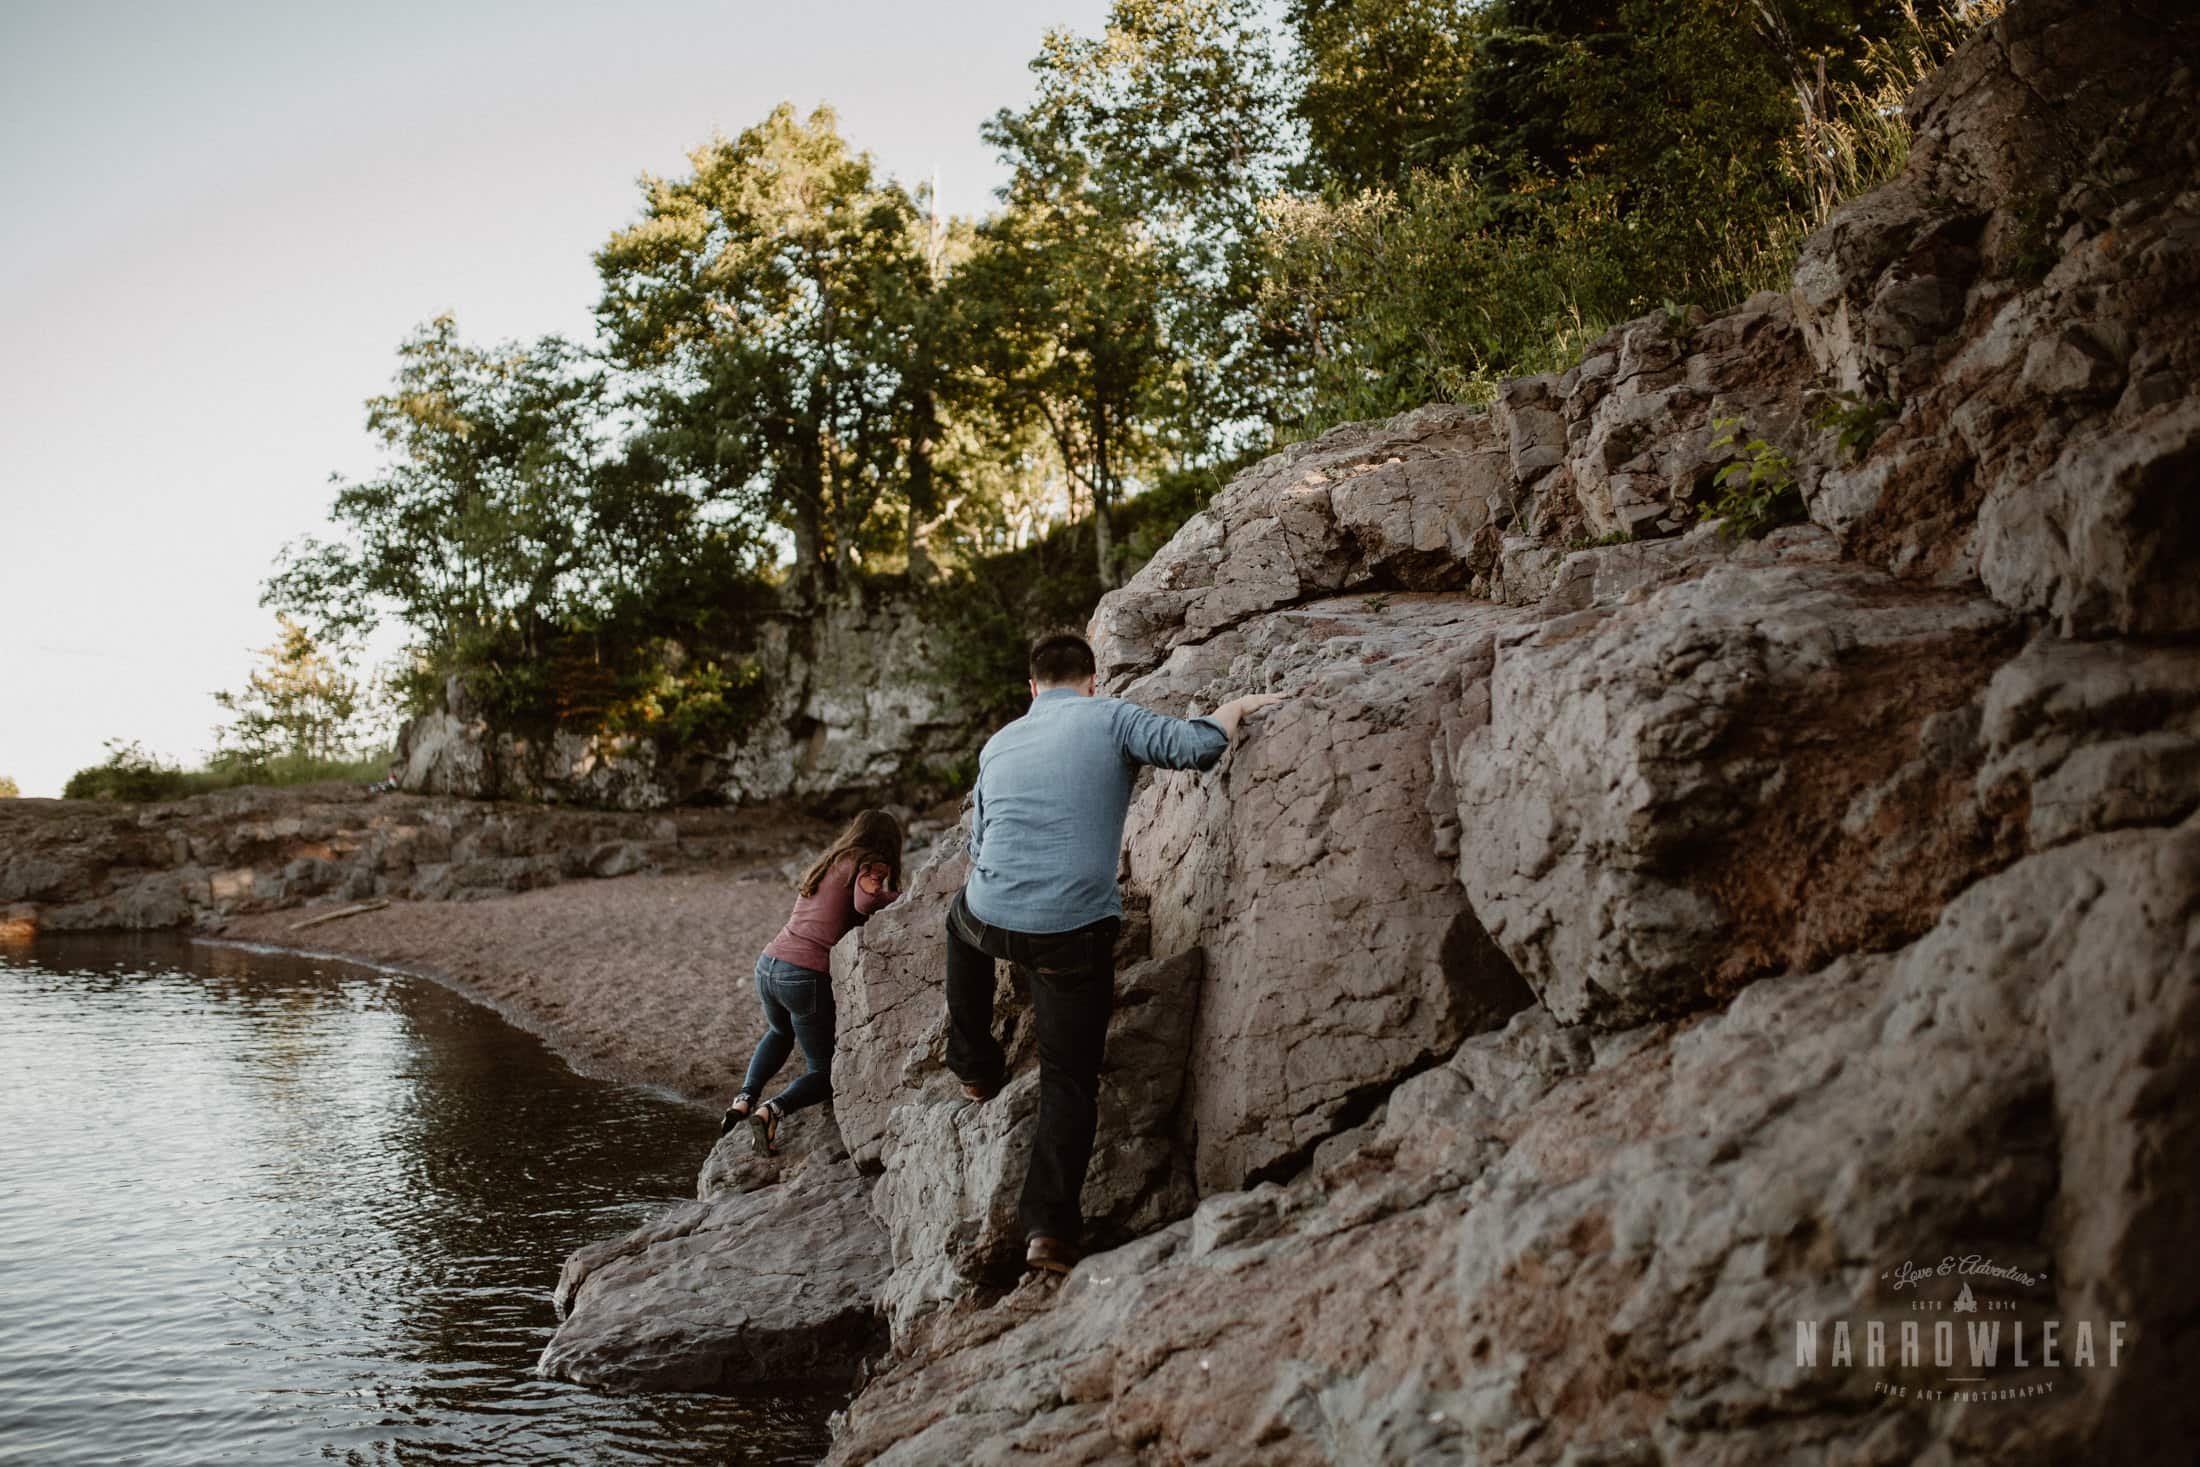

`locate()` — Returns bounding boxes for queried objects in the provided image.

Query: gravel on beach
[214,871,819,1108]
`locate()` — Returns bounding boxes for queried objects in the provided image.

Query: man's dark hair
[1029,630,1097,687]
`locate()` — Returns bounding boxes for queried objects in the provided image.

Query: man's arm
[1111,693,1287,772]
[1202,692,1287,741]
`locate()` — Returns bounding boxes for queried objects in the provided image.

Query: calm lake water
[0,933,838,1466]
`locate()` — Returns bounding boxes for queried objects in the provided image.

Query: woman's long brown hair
[797,809,904,898]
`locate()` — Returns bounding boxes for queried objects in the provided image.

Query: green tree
[1287,0,1493,191]
[957,190,1170,585]
[976,0,1294,582]
[212,616,370,767]
[595,104,938,594]
[267,317,614,659]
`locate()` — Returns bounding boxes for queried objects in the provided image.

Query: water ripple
[0,934,838,1465]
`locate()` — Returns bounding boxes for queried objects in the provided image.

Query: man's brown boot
[1026,1234,1078,1275]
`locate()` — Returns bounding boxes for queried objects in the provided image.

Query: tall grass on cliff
[1259,0,2000,429]
[1744,0,2006,293]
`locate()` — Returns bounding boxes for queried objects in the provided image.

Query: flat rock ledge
[537,1153,889,1392]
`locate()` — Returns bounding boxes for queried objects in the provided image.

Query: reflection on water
[0,933,837,1465]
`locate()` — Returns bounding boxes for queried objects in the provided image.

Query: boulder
[1088,404,1503,683]
[831,830,1216,1338]
[1453,548,2027,1025]
[1111,594,1538,1188]
[1975,634,2200,850]
[828,832,979,1169]
[1974,397,2200,636]
[537,1156,890,1393]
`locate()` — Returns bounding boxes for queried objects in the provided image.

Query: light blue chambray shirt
[964,689,1228,933]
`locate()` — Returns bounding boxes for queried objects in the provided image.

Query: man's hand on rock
[1209,692,1289,741]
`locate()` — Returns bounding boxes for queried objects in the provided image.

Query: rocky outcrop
[540,2,2199,1460]
[398,591,982,810]
[1789,0,2200,627]
[540,1142,891,1392]
[860,938,1205,1337]
[1115,592,1539,1188]
[0,783,781,936]
[1454,540,2028,1023]
[827,814,2200,1465]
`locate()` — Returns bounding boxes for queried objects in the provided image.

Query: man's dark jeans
[943,889,1120,1246]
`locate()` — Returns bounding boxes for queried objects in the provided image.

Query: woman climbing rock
[723,809,903,1152]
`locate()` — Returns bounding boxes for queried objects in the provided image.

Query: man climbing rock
[944,629,1285,1276]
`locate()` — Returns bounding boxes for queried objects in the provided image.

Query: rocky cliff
[540,3,2200,1461]
[396,590,982,810]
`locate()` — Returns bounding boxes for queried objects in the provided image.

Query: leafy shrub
[1702,416,1806,541]
[63,741,192,802]
[599,649,770,747]
[1258,1,2000,434]
[1812,392,1902,462]
[906,755,981,800]
[1257,174,1629,425]
[919,469,1231,730]
[924,544,1106,731]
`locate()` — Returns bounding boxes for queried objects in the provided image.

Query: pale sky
[0,0,1114,797]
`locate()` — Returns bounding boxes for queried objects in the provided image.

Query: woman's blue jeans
[739,954,834,1114]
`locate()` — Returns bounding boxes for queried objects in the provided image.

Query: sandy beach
[213,869,840,1109]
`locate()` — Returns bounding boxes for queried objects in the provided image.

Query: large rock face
[535,2,2199,1459]
[1455,541,2028,1024]
[1114,593,1538,1188]
[826,815,2200,1465]
[396,591,982,810]
[1788,0,2200,630]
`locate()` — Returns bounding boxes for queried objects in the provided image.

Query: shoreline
[209,871,804,1109]
[188,934,710,1112]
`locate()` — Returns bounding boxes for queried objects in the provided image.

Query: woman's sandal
[719,1093,756,1137]
[749,1100,783,1155]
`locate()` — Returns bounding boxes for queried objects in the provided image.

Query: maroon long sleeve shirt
[761,855,900,972]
